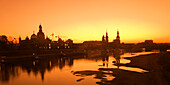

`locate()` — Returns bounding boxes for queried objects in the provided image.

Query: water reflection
[73,70,115,85]
[0,63,20,83]
[0,56,74,83]
[102,54,109,67]
[112,48,122,68]
[72,49,150,84]
[0,50,158,85]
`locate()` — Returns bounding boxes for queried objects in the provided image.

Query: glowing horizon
[1,0,170,43]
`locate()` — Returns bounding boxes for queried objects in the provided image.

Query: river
[0,50,161,85]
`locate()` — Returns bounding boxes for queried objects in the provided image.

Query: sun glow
[0,0,170,43]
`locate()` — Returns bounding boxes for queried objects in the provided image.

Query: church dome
[31,33,37,39]
[37,32,45,39]
[37,24,45,39]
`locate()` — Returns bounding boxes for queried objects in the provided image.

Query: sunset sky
[0,0,170,43]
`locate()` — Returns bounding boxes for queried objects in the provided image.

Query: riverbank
[111,52,170,85]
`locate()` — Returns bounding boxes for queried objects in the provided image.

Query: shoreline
[111,52,170,85]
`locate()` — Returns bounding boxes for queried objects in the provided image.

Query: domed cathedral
[37,24,45,40]
[19,24,51,50]
[31,31,37,40]
[35,24,51,49]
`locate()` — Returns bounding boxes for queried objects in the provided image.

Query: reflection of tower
[102,51,109,67]
[113,49,121,69]
[40,70,45,81]
[68,57,74,67]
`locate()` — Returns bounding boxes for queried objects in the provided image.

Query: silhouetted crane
[50,33,68,41]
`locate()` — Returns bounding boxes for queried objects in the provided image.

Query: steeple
[106,29,108,36]
[116,30,120,39]
[113,29,120,45]
[19,36,21,43]
[39,24,42,32]
[102,35,105,42]
[106,29,108,43]
[37,24,45,39]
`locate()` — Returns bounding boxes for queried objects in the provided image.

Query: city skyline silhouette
[0,0,170,85]
[1,0,170,43]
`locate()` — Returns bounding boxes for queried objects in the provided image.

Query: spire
[117,29,119,35]
[106,28,108,36]
[102,35,105,42]
[39,24,42,32]
[106,29,108,43]
[19,36,21,43]
[116,29,120,39]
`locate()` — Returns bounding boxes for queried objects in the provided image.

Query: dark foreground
[113,52,170,85]
[73,52,170,85]
[0,51,170,85]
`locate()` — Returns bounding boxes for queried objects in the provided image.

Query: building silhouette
[19,24,73,50]
[0,35,17,50]
[113,30,120,44]
[19,25,51,50]
[102,31,109,43]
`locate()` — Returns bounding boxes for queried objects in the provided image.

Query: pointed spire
[39,24,42,32]
[106,28,108,36]
[19,36,21,40]
[106,28,108,43]
[116,29,120,39]
[117,29,119,35]
[102,35,105,42]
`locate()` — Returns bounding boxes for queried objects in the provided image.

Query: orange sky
[0,0,170,43]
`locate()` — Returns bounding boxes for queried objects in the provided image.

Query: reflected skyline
[0,50,155,85]
[0,0,170,85]
[0,56,74,83]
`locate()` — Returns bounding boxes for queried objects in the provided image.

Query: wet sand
[111,52,170,85]
[73,52,170,85]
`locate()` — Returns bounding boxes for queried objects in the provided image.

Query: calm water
[0,50,159,85]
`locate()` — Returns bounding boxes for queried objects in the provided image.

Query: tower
[113,30,120,45]
[37,24,45,40]
[19,36,21,44]
[102,35,105,42]
[116,30,120,40]
[106,31,108,43]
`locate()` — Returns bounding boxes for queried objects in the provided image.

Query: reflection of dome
[31,33,37,39]
[37,24,45,39]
